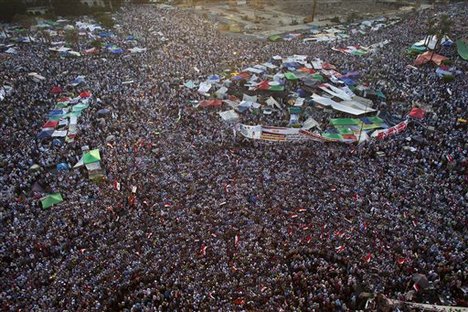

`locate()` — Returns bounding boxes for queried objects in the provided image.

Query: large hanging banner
[236,124,331,143]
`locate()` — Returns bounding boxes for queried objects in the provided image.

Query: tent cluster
[332,45,370,56]
[1,18,148,59]
[411,35,453,52]
[406,35,465,82]
[37,89,93,144]
[270,17,399,44]
[332,40,390,56]
[186,54,400,144]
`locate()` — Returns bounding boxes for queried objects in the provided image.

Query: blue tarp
[56,163,69,171]
[48,109,64,116]
[110,48,123,54]
[283,62,300,69]
[99,32,113,38]
[339,78,356,86]
[207,74,220,82]
[37,130,54,139]
[71,77,85,85]
[106,44,123,54]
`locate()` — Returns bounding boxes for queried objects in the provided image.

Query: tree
[52,0,85,16]
[311,0,317,22]
[65,29,79,49]
[13,14,36,42]
[0,0,26,22]
[91,39,103,49]
[108,0,123,11]
[425,17,437,49]
[429,14,453,61]
[39,29,52,44]
[95,13,115,29]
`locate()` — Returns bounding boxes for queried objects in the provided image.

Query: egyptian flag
[446,154,454,163]
[363,253,372,263]
[336,245,345,253]
[413,283,420,292]
[304,235,312,244]
[360,222,367,232]
[200,244,207,256]
[397,257,406,265]
[113,180,121,191]
[128,194,136,206]
[234,235,240,248]
[233,298,245,305]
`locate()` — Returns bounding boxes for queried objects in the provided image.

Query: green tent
[184,80,196,89]
[336,127,354,135]
[366,116,385,124]
[351,49,368,56]
[47,115,63,121]
[41,193,63,209]
[311,74,324,82]
[268,35,282,42]
[72,103,89,112]
[375,90,386,100]
[268,85,285,92]
[55,102,68,108]
[456,40,468,61]
[289,107,301,114]
[285,72,298,80]
[408,45,427,54]
[330,118,360,126]
[321,133,342,140]
[83,149,101,164]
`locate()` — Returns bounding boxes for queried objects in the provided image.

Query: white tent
[5,47,17,54]
[218,110,239,122]
[129,47,147,53]
[28,72,46,82]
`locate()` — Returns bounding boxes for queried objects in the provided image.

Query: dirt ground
[180,1,420,37]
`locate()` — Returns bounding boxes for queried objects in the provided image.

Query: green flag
[268,85,285,92]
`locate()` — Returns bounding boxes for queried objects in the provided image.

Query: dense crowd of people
[0,2,467,311]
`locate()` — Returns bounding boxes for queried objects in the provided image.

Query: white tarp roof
[243,94,257,103]
[218,110,239,122]
[28,72,45,81]
[302,117,320,130]
[197,82,211,94]
[312,94,373,116]
[129,47,147,53]
[266,96,282,110]
[319,84,353,101]
[237,124,262,139]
